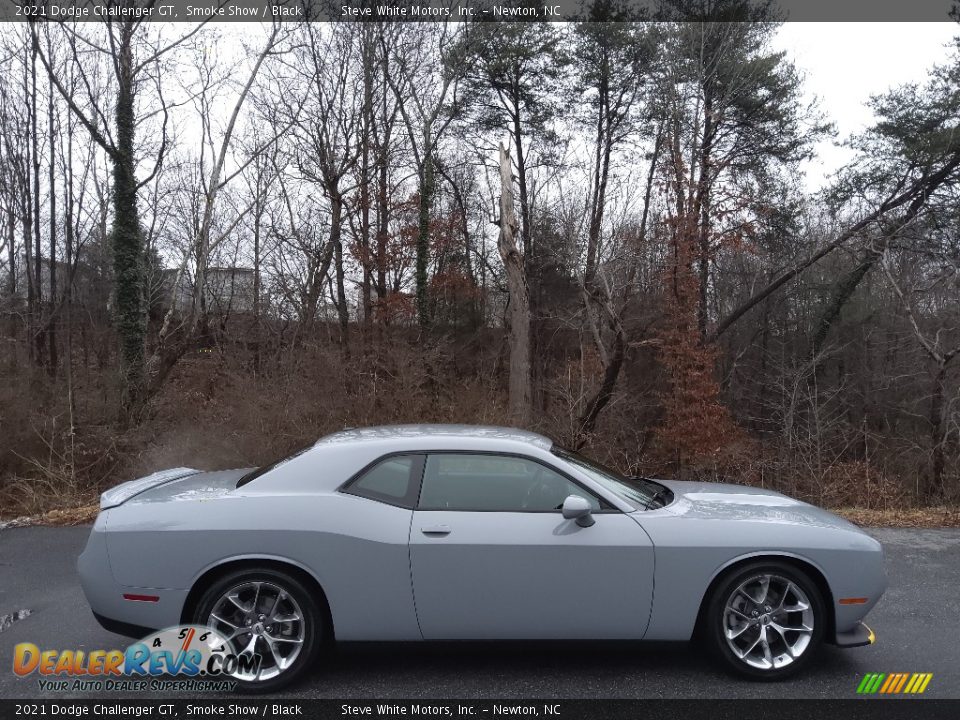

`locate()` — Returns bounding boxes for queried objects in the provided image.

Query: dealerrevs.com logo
[857,673,934,695]
[12,625,258,692]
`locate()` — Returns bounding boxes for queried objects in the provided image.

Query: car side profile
[78,425,886,690]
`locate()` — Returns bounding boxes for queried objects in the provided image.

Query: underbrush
[0,330,956,520]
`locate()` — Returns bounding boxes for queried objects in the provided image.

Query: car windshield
[552,448,671,510]
[236,445,312,488]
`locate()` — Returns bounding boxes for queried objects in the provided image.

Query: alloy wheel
[207,580,306,682]
[723,573,814,670]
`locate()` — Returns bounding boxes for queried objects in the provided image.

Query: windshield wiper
[643,484,671,510]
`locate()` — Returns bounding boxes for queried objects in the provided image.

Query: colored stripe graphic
[857,673,932,694]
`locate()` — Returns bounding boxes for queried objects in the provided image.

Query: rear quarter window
[341,455,422,509]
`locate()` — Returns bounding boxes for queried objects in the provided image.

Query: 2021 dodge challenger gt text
[78,425,886,690]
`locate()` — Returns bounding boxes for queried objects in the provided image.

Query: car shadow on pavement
[286,640,865,699]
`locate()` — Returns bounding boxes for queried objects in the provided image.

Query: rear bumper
[834,621,875,648]
[92,611,154,639]
[78,519,187,634]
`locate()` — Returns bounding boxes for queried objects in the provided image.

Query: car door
[408,452,655,640]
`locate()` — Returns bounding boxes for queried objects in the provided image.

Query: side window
[418,454,601,512]
[343,455,419,508]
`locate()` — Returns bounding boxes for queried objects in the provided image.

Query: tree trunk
[756,296,771,431]
[497,143,531,424]
[437,162,480,326]
[20,40,35,364]
[5,208,15,354]
[415,133,433,328]
[375,107,390,303]
[811,258,874,357]
[47,58,58,375]
[359,30,374,325]
[251,182,263,372]
[331,194,349,344]
[5,209,14,298]
[509,89,540,410]
[929,362,948,497]
[334,240,349,348]
[578,328,625,434]
[112,24,147,408]
[65,114,76,419]
[695,88,714,340]
[585,52,617,288]
[31,36,44,366]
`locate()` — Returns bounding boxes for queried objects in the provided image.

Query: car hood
[654,479,861,532]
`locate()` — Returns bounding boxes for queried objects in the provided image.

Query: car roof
[315,424,553,451]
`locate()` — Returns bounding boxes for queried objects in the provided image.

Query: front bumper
[835,621,875,648]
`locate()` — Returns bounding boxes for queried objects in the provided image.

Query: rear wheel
[193,568,322,692]
[706,561,825,679]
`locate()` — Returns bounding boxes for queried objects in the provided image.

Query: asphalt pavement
[0,525,958,699]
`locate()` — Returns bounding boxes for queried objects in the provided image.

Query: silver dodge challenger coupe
[78,425,886,690]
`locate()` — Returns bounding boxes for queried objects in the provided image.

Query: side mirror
[561,495,595,527]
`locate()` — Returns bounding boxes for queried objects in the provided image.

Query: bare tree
[34,14,213,408]
[498,143,531,423]
[381,23,464,328]
[147,22,285,399]
[879,234,960,495]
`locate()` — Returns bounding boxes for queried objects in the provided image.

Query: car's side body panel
[409,510,654,639]
[103,492,421,640]
[634,482,886,641]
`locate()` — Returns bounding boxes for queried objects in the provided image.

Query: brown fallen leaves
[836,507,960,528]
[0,504,99,529]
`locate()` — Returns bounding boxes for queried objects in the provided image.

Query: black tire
[705,561,825,680]
[193,568,323,693]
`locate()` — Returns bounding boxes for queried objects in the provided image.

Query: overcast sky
[775,22,958,189]
[180,22,960,196]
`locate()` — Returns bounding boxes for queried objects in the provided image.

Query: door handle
[421,525,451,536]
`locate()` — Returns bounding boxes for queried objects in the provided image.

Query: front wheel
[706,561,825,679]
[193,568,322,692]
